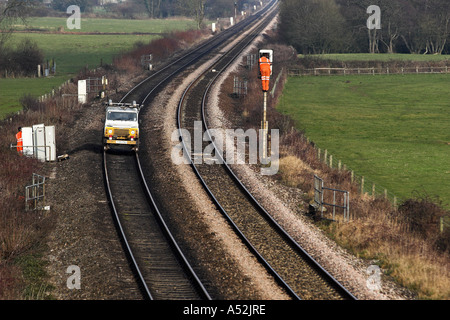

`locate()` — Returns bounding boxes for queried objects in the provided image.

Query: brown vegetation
[0,81,81,298]
[113,29,209,73]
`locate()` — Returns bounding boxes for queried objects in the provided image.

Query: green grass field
[13,16,197,34]
[277,73,450,207]
[8,32,162,73]
[0,75,69,119]
[0,17,199,118]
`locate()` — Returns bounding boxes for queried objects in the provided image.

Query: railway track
[103,1,279,300]
[104,150,210,300]
[176,6,357,301]
[104,0,356,300]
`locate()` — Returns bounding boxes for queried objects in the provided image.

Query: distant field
[8,32,162,73]
[13,16,198,34]
[277,73,450,207]
[0,17,199,118]
[307,53,450,62]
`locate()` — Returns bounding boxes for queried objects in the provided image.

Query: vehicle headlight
[108,129,113,134]
[131,130,135,135]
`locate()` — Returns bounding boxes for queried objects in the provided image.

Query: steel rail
[200,68,358,302]
[135,152,212,300]
[103,151,153,300]
[104,43,214,300]
[104,149,211,299]
[103,1,278,300]
[178,3,357,301]
[176,2,306,300]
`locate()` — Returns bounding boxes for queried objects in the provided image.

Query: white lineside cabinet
[22,127,33,157]
[78,79,87,104]
[33,124,46,161]
[45,125,56,161]
[22,124,56,162]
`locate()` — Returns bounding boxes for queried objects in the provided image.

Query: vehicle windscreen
[107,111,137,121]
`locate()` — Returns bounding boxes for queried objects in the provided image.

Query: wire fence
[316,146,400,206]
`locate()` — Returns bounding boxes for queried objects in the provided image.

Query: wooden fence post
[361,176,364,195]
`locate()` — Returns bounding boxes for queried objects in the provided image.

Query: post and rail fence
[288,66,450,77]
[310,143,448,233]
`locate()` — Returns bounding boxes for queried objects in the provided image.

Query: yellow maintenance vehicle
[103,100,141,151]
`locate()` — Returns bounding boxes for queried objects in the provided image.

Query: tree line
[279,0,450,54]
[46,0,248,21]
[31,0,256,30]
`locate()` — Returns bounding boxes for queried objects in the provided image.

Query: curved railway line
[103,0,357,300]
[176,16,357,302]
[103,0,279,300]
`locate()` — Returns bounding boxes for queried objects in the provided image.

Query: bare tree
[376,0,403,53]
[142,0,163,18]
[422,0,450,54]
[399,0,450,54]
[0,0,35,48]
[279,0,347,54]
[336,0,380,53]
[177,0,207,29]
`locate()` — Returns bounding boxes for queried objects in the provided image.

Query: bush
[112,28,208,73]
[0,38,43,77]
[14,38,44,76]
[20,94,44,113]
[396,194,446,239]
[0,45,14,77]
[435,228,450,254]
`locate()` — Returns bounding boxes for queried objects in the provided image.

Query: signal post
[258,49,273,162]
